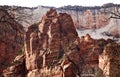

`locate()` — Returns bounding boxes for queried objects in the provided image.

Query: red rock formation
[3,55,26,77]
[79,34,120,77]
[3,8,120,77]
[99,43,120,77]
[23,9,80,77]
[0,9,24,75]
[79,34,100,75]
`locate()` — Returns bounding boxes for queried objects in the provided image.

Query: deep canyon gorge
[0,3,120,77]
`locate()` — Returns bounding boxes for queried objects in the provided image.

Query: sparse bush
[16,49,23,56]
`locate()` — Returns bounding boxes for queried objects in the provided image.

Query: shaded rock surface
[0,9,24,75]
[79,34,119,77]
[99,43,120,77]
[3,55,27,77]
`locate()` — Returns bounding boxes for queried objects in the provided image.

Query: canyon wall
[1,4,120,40]
[0,9,24,74]
[99,43,120,77]
[4,9,81,77]
[2,9,120,77]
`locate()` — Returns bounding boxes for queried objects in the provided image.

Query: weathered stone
[2,8,120,77]
[24,9,80,77]
[3,55,27,77]
[0,9,24,74]
[99,43,120,77]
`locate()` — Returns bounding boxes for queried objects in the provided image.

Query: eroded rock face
[0,9,24,74]
[3,55,27,77]
[99,43,120,77]
[25,9,80,77]
[3,8,120,77]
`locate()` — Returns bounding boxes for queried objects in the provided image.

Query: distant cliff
[0,3,120,40]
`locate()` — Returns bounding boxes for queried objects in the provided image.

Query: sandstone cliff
[25,8,81,77]
[99,43,120,77]
[0,9,24,75]
[3,9,81,77]
[0,4,120,40]
[2,9,120,77]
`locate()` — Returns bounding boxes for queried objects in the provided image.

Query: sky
[0,0,120,7]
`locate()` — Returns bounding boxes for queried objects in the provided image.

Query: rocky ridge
[2,9,120,77]
[0,8,24,75]
[25,8,81,77]
[3,9,81,77]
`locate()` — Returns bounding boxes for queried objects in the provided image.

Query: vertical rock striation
[25,9,80,77]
